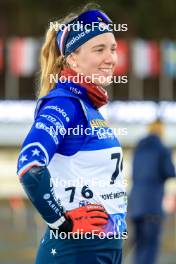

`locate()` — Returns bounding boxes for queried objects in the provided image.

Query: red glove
[65,204,108,234]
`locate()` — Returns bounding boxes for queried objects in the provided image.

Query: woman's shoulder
[41,96,82,110]
[35,96,85,124]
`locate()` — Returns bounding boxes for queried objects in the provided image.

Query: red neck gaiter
[60,68,109,108]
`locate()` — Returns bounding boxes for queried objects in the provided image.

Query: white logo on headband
[66,30,89,49]
[99,22,111,31]
[99,22,108,30]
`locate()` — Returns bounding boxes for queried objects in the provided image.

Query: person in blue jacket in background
[17,4,127,264]
[129,119,175,264]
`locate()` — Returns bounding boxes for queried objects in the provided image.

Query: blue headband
[56,9,113,57]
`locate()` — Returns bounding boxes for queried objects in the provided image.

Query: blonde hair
[148,119,164,138]
[38,14,75,98]
[38,3,100,98]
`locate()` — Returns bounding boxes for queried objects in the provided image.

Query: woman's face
[68,33,117,86]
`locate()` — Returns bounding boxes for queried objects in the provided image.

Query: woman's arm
[17,97,77,228]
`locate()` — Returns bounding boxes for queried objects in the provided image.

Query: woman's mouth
[98,68,113,76]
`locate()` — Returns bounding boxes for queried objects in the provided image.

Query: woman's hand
[65,204,109,234]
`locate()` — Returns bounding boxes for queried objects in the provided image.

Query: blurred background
[1,0,176,263]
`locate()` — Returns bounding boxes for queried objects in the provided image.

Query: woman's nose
[104,51,117,64]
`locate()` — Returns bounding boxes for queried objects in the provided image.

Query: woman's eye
[96,49,103,52]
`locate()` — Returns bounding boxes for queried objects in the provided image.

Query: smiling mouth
[99,68,113,75]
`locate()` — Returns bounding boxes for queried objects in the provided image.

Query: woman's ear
[66,53,77,68]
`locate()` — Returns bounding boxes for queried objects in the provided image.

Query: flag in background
[7,37,40,76]
[150,41,160,76]
[0,39,4,72]
[132,40,160,78]
[114,40,129,76]
[162,41,176,77]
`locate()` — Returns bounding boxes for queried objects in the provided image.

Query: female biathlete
[17,5,127,264]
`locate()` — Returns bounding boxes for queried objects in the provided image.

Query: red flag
[114,40,128,76]
[8,37,39,76]
[8,38,24,75]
